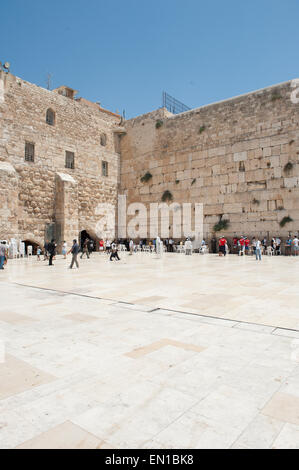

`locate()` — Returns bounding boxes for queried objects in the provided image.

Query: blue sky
[1,0,299,118]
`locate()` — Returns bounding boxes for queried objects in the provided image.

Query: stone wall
[0,71,121,247]
[120,81,299,241]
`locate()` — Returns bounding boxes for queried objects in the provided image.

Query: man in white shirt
[275,237,281,255]
[255,238,262,261]
[185,239,192,255]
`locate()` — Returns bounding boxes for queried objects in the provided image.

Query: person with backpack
[110,246,120,261]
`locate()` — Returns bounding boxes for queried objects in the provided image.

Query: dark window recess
[25,142,35,162]
[102,161,108,177]
[100,134,107,146]
[65,151,75,169]
[46,109,55,126]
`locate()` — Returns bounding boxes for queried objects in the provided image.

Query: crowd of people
[1,234,298,271]
[214,235,299,259]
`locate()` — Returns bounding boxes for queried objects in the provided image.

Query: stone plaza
[0,251,299,449]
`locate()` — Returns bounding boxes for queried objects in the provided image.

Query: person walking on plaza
[48,239,56,266]
[37,246,41,261]
[80,238,90,259]
[0,241,8,270]
[68,239,80,269]
[129,239,134,255]
[110,246,120,261]
[255,238,262,261]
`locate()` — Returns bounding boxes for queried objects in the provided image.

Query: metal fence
[162,91,191,114]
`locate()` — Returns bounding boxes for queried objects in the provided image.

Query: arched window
[46,108,55,126]
[100,133,107,146]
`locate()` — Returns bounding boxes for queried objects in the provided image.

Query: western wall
[1,71,299,248]
[120,80,299,242]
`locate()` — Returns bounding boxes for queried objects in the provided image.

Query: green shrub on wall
[213,218,230,232]
[140,171,152,183]
[161,190,173,202]
[279,216,293,227]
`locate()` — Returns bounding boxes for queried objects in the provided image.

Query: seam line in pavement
[11,281,299,335]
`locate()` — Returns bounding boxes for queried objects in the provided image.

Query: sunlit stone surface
[0,252,299,449]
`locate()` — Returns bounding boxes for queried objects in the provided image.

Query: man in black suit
[48,239,56,266]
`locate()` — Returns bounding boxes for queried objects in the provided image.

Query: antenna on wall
[0,61,10,73]
[46,73,53,90]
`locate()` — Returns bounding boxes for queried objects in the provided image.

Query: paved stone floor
[0,252,299,449]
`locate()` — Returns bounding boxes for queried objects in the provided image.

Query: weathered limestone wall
[0,162,19,240]
[0,71,121,246]
[120,81,299,240]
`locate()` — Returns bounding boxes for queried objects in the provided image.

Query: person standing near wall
[62,241,67,259]
[218,236,227,256]
[239,237,245,256]
[185,238,192,255]
[48,239,56,266]
[0,241,8,270]
[292,235,299,256]
[68,239,80,269]
[255,238,262,261]
[80,238,90,259]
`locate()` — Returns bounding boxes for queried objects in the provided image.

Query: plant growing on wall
[175,180,180,184]
[140,171,152,183]
[252,198,260,205]
[161,190,173,202]
[156,120,163,129]
[199,126,206,134]
[271,92,281,101]
[191,178,196,185]
[284,162,293,172]
[289,139,295,145]
[213,217,230,232]
[279,216,293,227]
